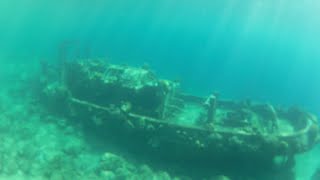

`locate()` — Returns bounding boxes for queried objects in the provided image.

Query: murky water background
[0,0,320,179]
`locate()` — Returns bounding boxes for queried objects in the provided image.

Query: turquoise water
[0,0,320,179]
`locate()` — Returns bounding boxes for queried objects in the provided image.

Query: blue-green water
[1,0,320,114]
[0,0,320,179]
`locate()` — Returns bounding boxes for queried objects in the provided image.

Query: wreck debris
[204,94,217,125]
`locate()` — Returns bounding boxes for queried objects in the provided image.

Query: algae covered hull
[40,59,319,170]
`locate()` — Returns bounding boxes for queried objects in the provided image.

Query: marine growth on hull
[39,59,320,179]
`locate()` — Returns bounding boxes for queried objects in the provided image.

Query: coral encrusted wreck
[39,59,320,179]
